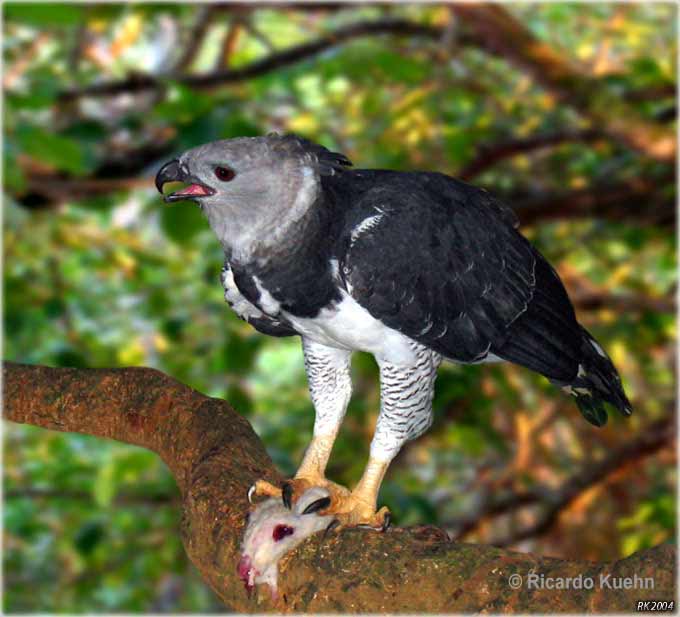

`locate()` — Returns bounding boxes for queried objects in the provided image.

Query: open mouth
[237,555,257,594]
[163,182,215,202]
[155,159,215,202]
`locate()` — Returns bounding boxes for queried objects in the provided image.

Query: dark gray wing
[339,173,580,377]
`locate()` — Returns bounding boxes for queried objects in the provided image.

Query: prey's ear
[293,486,332,516]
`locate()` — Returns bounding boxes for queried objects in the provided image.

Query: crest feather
[270,133,352,176]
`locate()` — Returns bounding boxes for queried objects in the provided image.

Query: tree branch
[459,129,604,180]
[4,361,675,612]
[217,18,244,69]
[572,291,675,315]
[512,175,675,227]
[57,19,445,101]
[48,10,674,167]
[173,5,221,72]
[451,4,676,162]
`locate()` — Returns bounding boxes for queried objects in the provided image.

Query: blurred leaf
[6,89,58,110]
[629,57,667,86]
[160,203,208,245]
[74,520,105,555]
[153,85,214,123]
[15,126,92,175]
[93,459,116,507]
[3,148,27,193]
[221,116,261,138]
[4,3,85,25]
[63,121,109,144]
[372,50,429,84]
[54,347,88,368]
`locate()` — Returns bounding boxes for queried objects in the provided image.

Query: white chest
[282,293,418,365]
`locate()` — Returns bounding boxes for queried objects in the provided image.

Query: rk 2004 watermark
[507,572,655,591]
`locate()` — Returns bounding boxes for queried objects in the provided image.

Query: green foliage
[160,203,210,245]
[3,3,676,612]
[15,125,92,175]
[618,487,676,556]
[4,3,85,26]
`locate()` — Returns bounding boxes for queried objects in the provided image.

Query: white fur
[240,487,333,596]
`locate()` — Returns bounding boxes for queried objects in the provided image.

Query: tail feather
[491,255,633,426]
[560,327,633,427]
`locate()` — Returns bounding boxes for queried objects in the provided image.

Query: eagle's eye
[272,524,294,542]
[214,166,235,182]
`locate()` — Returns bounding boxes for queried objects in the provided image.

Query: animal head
[155,134,351,259]
[237,486,335,597]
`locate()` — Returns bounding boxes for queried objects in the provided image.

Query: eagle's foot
[249,477,389,530]
[281,476,351,510]
[283,479,391,531]
[248,477,351,511]
[247,479,282,502]
[324,497,391,532]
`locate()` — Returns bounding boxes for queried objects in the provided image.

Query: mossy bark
[4,362,675,612]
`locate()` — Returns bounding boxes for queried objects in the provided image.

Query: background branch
[459,129,604,180]
[57,19,446,101]
[447,416,674,543]
[451,4,676,161]
[513,175,675,227]
[173,5,220,72]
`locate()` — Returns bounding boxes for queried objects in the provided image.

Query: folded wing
[339,173,580,382]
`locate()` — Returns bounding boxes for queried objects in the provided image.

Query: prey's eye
[214,166,235,182]
[272,524,294,542]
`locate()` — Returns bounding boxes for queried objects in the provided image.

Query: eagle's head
[155,134,351,259]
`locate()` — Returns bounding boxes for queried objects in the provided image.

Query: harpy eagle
[156,134,632,531]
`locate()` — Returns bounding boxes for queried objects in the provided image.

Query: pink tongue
[174,183,211,196]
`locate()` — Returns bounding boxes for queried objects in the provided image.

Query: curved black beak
[155,159,183,194]
[155,159,215,203]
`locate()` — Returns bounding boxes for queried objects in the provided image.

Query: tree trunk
[3,362,675,612]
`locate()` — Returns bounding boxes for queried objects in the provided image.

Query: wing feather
[339,174,539,362]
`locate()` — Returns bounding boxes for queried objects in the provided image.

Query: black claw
[323,518,341,539]
[357,512,392,532]
[282,483,293,510]
[301,496,331,515]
